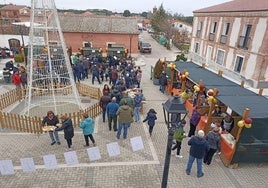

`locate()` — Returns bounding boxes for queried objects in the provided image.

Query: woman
[79,113,96,147]
[221,115,234,133]
[41,111,61,145]
[55,115,74,151]
[203,127,221,165]
[143,108,157,137]
[102,84,110,94]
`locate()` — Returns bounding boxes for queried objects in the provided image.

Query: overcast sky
[3,0,231,16]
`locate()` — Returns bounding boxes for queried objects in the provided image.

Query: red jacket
[13,73,21,85]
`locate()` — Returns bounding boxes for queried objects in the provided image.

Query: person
[102,84,110,94]
[203,127,221,165]
[106,97,119,131]
[159,71,168,94]
[41,111,61,145]
[133,90,143,122]
[136,68,142,88]
[13,70,22,100]
[186,130,209,178]
[212,105,222,117]
[55,115,74,151]
[143,108,157,137]
[3,68,11,83]
[221,115,234,133]
[116,100,134,139]
[91,64,101,85]
[99,91,111,122]
[172,120,187,158]
[79,113,96,147]
[188,107,201,137]
[119,91,134,108]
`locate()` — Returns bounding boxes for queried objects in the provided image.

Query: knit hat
[197,130,205,137]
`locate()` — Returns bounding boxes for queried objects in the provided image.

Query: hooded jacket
[116,105,134,124]
[55,118,74,139]
[143,112,157,127]
[79,117,94,135]
[188,136,209,159]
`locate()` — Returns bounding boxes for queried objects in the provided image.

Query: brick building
[189,0,268,89]
[58,14,139,57]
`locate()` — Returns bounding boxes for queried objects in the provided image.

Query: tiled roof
[1,4,27,11]
[194,0,268,13]
[57,14,138,34]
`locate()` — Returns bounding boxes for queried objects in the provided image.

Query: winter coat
[99,95,111,109]
[116,105,134,124]
[79,117,94,135]
[188,136,209,159]
[41,116,59,127]
[55,118,74,139]
[20,71,27,85]
[134,93,143,108]
[143,112,157,127]
[111,89,121,103]
[159,73,168,86]
[190,109,201,126]
[205,131,221,151]
[106,101,119,115]
[13,73,21,85]
[119,96,134,108]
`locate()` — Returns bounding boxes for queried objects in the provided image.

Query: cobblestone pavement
[1,51,268,187]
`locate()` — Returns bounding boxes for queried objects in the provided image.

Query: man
[106,97,119,131]
[159,71,168,93]
[116,100,134,139]
[91,64,101,85]
[99,91,111,122]
[186,130,209,178]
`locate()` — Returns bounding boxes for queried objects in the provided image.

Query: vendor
[221,115,234,133]
[212,105,222,117]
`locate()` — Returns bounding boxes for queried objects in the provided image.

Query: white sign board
[43,154,58,170]
[20,158,36,173]
[87,147,101,161]
[64,151,79,166]
[130,136,144,152]
[107,142,120,157]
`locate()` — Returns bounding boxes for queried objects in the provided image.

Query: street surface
[0,32,268,187]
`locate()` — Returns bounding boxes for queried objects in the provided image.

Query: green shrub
[175,53,187,62]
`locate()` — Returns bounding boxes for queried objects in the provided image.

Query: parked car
[139,42,152,53]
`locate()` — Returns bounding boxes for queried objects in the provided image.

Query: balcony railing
[209,33,215,41]
[237,36,250,50]
[220,35,227,44]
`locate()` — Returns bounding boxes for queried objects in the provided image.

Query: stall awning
[174,61,268,118]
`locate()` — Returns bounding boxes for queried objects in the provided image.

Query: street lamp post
[161,95,188,188]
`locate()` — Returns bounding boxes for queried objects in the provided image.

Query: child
[79,113,96,147]
[172,119,187,158]
[143,109,157,137]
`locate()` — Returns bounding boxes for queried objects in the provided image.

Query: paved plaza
[0,47,268,187]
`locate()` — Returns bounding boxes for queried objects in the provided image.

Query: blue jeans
[160,85,166,93]
[134,106,141,122]
[186,155,203,176]
[117,123,130,139]
[49,130,60,143]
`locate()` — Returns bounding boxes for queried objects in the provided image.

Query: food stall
[167,61,268,167]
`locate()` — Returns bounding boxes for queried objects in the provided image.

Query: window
[210,22,217,33]
[194,43,199,53]
[222,23,230,35]
[216,50,225,65]
[234,56,244,73]
[196,21,203,37]
[83,42,92,48]
[238,24,252,49]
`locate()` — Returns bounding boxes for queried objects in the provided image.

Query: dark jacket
[190,109,201,126]
[41,116,59,127]
[99,95,111,109]
[55,118,74,139]
[159,73,168,86]
[143,112,157,127]
[134,93,143,108]
[188,136,209,159]
[205,131,221,151]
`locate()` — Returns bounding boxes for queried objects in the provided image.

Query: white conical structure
[25,0,82,116]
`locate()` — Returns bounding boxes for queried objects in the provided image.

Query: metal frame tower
[25,0,82,116]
